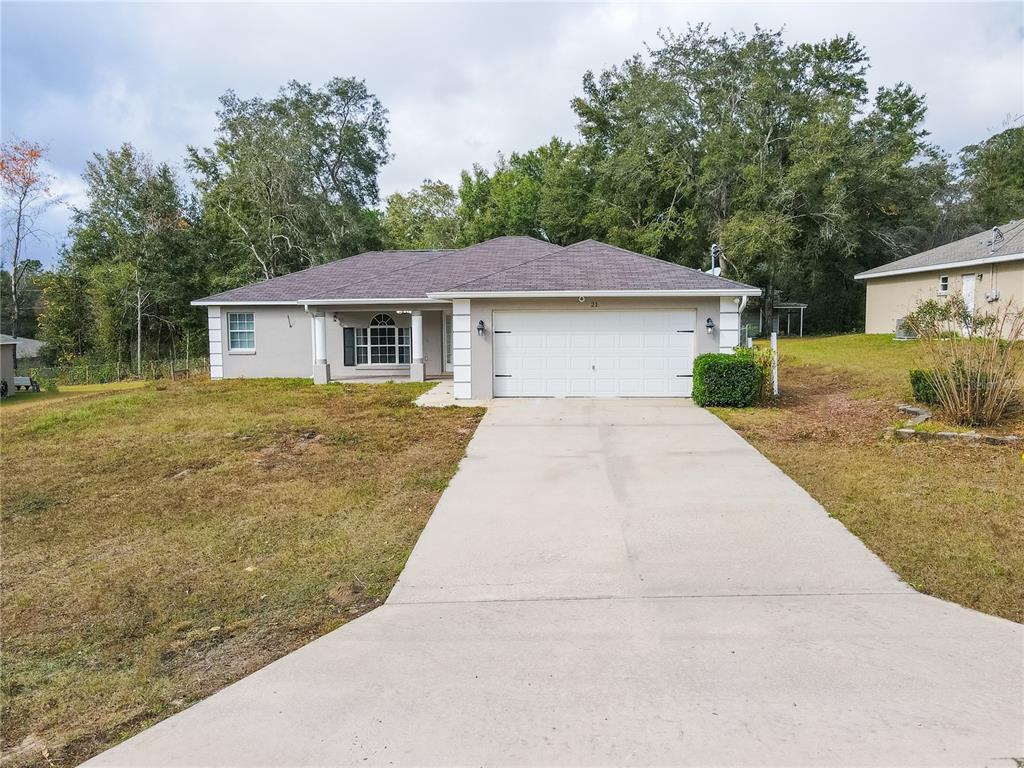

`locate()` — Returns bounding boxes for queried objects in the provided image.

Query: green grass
[715,334,1023,624]
[0,381,148,411]
[770,333,921,397]
[0,379,483,766]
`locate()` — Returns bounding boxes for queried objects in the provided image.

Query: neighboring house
[855,220,1024,334]
[1,335,17,395]
[192,236,760,399]
[14,337,46,362]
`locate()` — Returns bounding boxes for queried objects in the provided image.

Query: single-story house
[855,220,1023,334]
[14,337,46,361]
[192,236,760,399]
[1,334,17,395]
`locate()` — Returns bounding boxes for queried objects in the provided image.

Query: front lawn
[715,334,1023,624]
[0,379,483,767]
[0,381,148,411]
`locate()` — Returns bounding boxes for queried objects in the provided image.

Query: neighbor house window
[355,313,410,365]
[938,276,949,295]
[227,312,255,350]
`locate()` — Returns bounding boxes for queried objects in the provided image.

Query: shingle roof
[440,240,755,293]
[194,236,758,304]
[0,334,17,345]
[856,220,1024,279]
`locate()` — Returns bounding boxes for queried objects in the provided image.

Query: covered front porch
[307,302,455,385]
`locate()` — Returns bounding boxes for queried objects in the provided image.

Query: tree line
[2,26,1022,369]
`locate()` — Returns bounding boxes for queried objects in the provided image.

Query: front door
[443,312,454,373]
[961,273,976,315]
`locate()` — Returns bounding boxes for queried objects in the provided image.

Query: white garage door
[492,310,696,397]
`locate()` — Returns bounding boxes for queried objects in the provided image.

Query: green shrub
[29,367,58,393]
[692,353,760,407]
[733,345,774,403]
[908,369,938,405]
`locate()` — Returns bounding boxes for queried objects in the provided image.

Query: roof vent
[990,226,1004,253]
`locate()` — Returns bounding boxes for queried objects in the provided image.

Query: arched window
[355,313,410,365]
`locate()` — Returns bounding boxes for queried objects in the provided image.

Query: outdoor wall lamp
[705,317,715,334]
[477,320,486,337]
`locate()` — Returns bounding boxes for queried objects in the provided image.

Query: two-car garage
[491,309,696,398]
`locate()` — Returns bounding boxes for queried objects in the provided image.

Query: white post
[771,331,779,397]
[409,310,425,382]
[312,312,330,384]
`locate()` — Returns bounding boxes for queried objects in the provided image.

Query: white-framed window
[227,312,255,351]
[938,275,949,295]
[355,313,410,365]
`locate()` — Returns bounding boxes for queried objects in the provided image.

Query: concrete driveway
[86,399,1022,767]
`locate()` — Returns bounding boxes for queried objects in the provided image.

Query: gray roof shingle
[856,220,1024,279]
[440,240,756,293]
[194,236,758,304]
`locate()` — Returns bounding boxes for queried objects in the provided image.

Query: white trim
[192,300,302,307]
[451,299,472,398]
[427,288,761,299]
[226,311,256,352]
[301,298,447,306]
[855,251,1024,280]
[194,292,762,306]
[191,298,449,307]
[207,307,223,380]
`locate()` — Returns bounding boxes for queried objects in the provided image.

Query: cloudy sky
[3,1,1022,266]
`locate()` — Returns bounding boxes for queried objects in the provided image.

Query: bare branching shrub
[906,295,1024,426]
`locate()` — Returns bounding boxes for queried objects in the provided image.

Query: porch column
[312,311,330,385]
[410,310,425,382]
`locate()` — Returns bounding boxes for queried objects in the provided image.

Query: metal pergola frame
[756,302,808,337]
[775,302,807,337]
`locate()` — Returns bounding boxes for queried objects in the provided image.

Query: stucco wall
[1,344,16,391]
[211,305,446,380]
[466,296,729,399]
[864,260,1024,334]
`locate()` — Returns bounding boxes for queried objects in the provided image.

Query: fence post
[771,331,779,397]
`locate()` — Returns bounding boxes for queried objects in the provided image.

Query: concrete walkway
[86,400,1022,767]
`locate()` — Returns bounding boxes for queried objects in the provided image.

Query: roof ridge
[443,242,567,291]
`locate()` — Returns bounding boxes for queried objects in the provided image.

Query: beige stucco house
[855,220,1024,334]
[192,236,760,400]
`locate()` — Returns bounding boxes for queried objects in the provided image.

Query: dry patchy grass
[0,379,483,767]
[716,335,1023,623]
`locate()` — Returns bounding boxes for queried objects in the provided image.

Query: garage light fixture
[477,320,486,336]
[706,317,715,334]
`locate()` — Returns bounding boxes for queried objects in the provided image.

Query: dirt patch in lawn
[715,339,1023,624]
[0,378,484,767]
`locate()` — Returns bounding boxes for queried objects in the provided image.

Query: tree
[63,144,202,370]
[189,77,390,283]
[567,25,947,331]
[959,126,1024,227]
[37,263,93,363]
[455,140,586,246]
[382,179,460,249]
[0,260,44,338]
[1,140,57,337]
